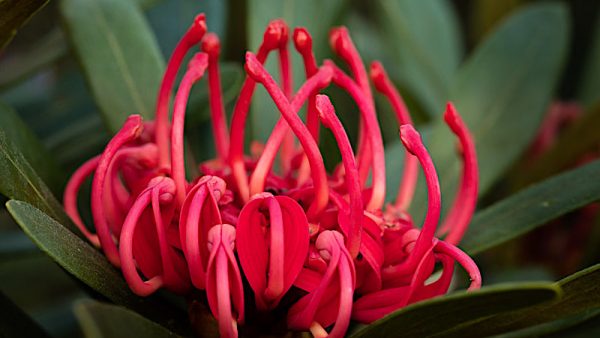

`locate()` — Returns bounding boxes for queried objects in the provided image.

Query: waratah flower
[64,13,482,338]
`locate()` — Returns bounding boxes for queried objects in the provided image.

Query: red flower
[64,13,482,338]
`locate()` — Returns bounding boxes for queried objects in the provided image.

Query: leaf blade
[60,0,165,132]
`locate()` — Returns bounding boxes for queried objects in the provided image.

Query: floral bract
[63,13,481,338]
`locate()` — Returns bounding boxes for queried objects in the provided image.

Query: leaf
[0,28,67,89]
[0,128,73,231]
[0,101,63,195]
[75,300,181,338]
[5,200,191,335]
[461,159,600,255]
[0,0,49,50]
[348,282,561,338]
[436,264,600,337]
[247,0,346,142]
[0,291,51,338]
[577,15,600,109]
[374,0,462,117]
[515,103,600,187]
[394,3,570,220]
[60,0,165,132]
[491,309,600,338]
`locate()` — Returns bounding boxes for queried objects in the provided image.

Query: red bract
[64,13,482,338]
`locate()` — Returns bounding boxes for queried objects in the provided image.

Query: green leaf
[0,0,49,50]
[462,159,600,255]
[5,200,190,334]
[247,0,346,142]
[0,128,73,230]
[60,0,165,132]
[349,282,561,338]
[374,0,462,117]
[0,291,51,338]
[491,309,600,338]
[578,16,600,109]
[0,28,67,89]
[436,264,600,337]
[394,3,570,220]
[0,101,63,195]
[515,104,600,187]
[75,300,181,338]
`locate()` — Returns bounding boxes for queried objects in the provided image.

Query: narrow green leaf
[60,0,165,132]
[0,0,49,50]
[247,0,346,142]
[349,283,561,338]
[0,291,51,338]
[0,128,73,230]
[398,3,570,220]
[374,0,462,117]
[0,28,67,89]
[577,16,600,109]
[6,200,190,335]
[491,309,600,338]
[436,264,600,337]
[462,159,600,255]
[0,101,63,195]
[75,300,181,338]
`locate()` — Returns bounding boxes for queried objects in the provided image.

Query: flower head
[64,13,482,338]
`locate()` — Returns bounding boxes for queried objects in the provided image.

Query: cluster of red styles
[64,14,481,338]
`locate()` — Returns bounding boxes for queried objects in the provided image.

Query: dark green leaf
[436,264,600,337]
[374,0,462,117]
[0,291,51,338]
[247,0,346,142]
[0,0,49,50]
[6,200,190,334]
[75,300,181,338]
[577,16,600,109]
[0,28,67,89]
[0,101,63,194]
[462,159,600,255]
[392,3,570,220]
[0,128,74,231]
[491,309,600,338]
[60,0,165,132]
[349,282,561,338]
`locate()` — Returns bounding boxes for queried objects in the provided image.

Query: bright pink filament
[206,224,245,338]
[119,177,181,296]
[435,240,482,290]
[171,53,209,205]
[328,62,386,211]
[156,14,207,169]
[63,155,101,247]
[202,33,230,161]
[92,115,143,267]
[316,94,362,259]
[388,125,442,276]
[179,176,226,290]
[245,52,329,218]
[287,231,355,338]
[330,27,374,189]
[293,27,319,140]
[437,103,479,245]
[228,19,290,202]
[370,61,418,211]
[249,65,333,196]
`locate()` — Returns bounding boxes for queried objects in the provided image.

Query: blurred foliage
[0,0,599,337]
